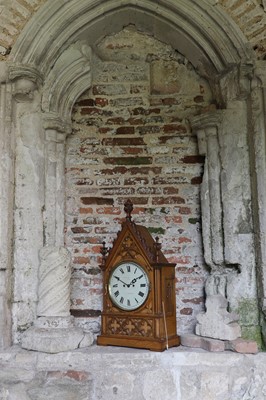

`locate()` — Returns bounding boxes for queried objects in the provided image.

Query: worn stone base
[21,326,93,353]
[1,345,266,399]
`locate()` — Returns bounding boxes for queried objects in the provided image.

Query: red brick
[164,216,182,223]
[99,127,114,134]
[121,147,144,155]
[65,370,90,382]
[127,117,145,125]
[182,155,205,164]
[116,197,149,205]
[76,99,95,106]
[178,207,191,215]
[73,257,90,264]
[191,176,203,184]
[181,334,225,352]
[178,237,192,244]
[81,197,114,205]
[80,107,104,115]
[95,97,109,107]
[163,124,187,133]
[180,308,193,315]
[163,187,179,195]
[47,370,90,382]
[225,338,258,354]
[79,207,93,214]
[107,117,125,125]
[116,126,135,135]
[91,245,102,254]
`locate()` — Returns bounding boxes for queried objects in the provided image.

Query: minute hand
[114,276,130,287]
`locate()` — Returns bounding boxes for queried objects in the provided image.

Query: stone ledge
[0,345,265,400]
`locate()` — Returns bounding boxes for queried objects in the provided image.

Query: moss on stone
[236,298,259,326]
[188,218,199,224]
[241,326,263,349]
[148,227,165,235]
[236,298,262,348]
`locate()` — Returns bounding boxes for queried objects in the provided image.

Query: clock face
[108,262,150,311]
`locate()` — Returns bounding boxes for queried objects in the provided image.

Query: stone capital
[43,112,72,141]
[9,64,43,102]
[9,64,43,87]
[190,111,223,134]
[253,61,266,89]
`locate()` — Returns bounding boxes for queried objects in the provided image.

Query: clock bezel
[108,261,150,311]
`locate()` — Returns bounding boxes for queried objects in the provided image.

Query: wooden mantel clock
[97,200,180,351]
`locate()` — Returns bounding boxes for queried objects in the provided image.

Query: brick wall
[65,28,213,336]
[1,1,265,59]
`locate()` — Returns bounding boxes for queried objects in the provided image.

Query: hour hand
[129,276,141,286]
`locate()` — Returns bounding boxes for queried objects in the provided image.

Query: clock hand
[114,276,130,287]
[129,275,143,286]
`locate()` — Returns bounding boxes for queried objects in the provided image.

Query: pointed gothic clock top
[100,199,174,269]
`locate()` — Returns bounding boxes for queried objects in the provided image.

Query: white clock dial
[108,262,150,311]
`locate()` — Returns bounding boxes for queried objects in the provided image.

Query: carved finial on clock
[124,199,133,222]
[100,241,108,270]
[154,236,162,263]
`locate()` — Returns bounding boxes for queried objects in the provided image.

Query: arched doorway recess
[1,0,265,348]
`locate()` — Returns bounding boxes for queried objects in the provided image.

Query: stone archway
[1,0,265,348]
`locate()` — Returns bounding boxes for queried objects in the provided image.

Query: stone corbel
[9,64,43,103]
[43,112,72,247]
[219,63,253,105]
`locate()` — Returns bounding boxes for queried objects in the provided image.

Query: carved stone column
[250,61,266,344]
[43,113,71,247]
[0,62,13,348]
[9,65,45,344]
[22,246,93,353]
[191,76,259,340]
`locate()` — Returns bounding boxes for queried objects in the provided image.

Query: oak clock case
[97,200,180,352]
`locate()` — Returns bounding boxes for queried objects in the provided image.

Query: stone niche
[0,1,265,350]
[65,27,213,338]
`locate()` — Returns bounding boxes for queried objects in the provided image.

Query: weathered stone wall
[65,28,213,336]
[1,346,266,399]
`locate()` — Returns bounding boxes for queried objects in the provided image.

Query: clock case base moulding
[97,333,180,352]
